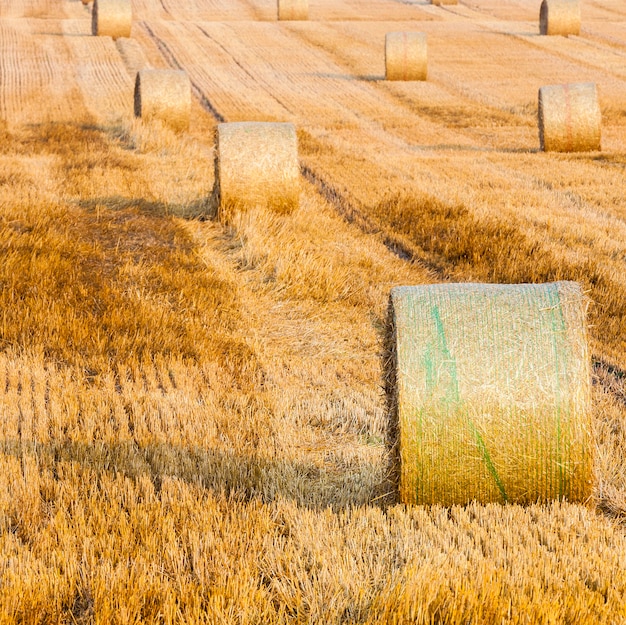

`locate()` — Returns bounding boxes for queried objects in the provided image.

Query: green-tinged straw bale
[538,82,601,152]
[385,32,427,82]
[92,0,132,40]
[116,37,149,74]
[540,0,580,36]
[387,281,593,506]
[277,0,308,20]
[215,122,300,220]
[134,69,190,132]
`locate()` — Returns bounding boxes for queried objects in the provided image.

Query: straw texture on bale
[215,122,300,220]
[277,0,308,20]
[92,0,132,40]
[538,82,601,152]
[539,0,580,36]
[385,32,427,82]
[388,281,593,507]
[134,69,191,132]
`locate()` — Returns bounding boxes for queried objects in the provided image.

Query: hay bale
[277,0,308,20]
[385,32,427,82]
[92,0,132,40]
[388,281,593,506]
[430,0,458,5]
[82,0,91,5]
[215,122,300,220]
[538,82,601,152]
[134,69,191,132]
[116,37,149,74]
[539,0,580,36]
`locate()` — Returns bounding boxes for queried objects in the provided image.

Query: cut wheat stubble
[134,69,191,132]
[92,0,132,40]
[214,122,300,222]
[387,281,593,507]
[538,82,601,152]
[385,32,427,82]
[540,0,581,36]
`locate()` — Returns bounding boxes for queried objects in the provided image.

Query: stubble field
[1,0,626,622]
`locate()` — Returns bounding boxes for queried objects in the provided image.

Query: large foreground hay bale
[134,69,191,132]
[215,122,300,220]
[539,0,580,36]
[388,281,593,506]
[92,0,132,40]
[385,32,427,81]
[538,82,601,152]
[277,0,308,20]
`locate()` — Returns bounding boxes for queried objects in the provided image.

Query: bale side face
[92,0,132,40]
[539,0,581,36]
[134,69,191,132]
[390,281,593,506]
[385,32,427,81]
[277,0,308,20]
[538,82,601,152]
[216,122,300,220]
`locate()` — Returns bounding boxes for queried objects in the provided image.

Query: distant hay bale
[385,32,427,81]
[134,69,191,132]
[277,0,308,20]
[92,0,132,40]
[215,122,300,220]
[539,0,580,36]
[116,37,149,74]
[82,0,91,5]
[538,82,601,152]
[387,281,593,506]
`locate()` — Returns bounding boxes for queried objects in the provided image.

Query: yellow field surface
[1,0,626,622]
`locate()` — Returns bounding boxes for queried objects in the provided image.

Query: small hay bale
[82,0,91,5]
[92,0,132,40]
[215,122,300,220]
[539,0,580,36]
[116,37,149,74]
[388,281,593,506]
[538,82,601,152]
[134,69,191,132]
[277,0,308,20]
[385,32,427,82]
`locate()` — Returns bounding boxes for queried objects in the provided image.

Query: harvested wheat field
[1,0,626,622]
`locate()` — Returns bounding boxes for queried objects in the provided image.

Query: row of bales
[82,0,596,507]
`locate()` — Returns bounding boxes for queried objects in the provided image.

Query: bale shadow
[307,73,385,82]
[2,437,396,511]
[77,194,217,220]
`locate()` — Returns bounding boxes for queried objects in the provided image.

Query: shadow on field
[410,144,539,154]
[1,438,397,510]
[78,195,216,220]
[307,73,385,82]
